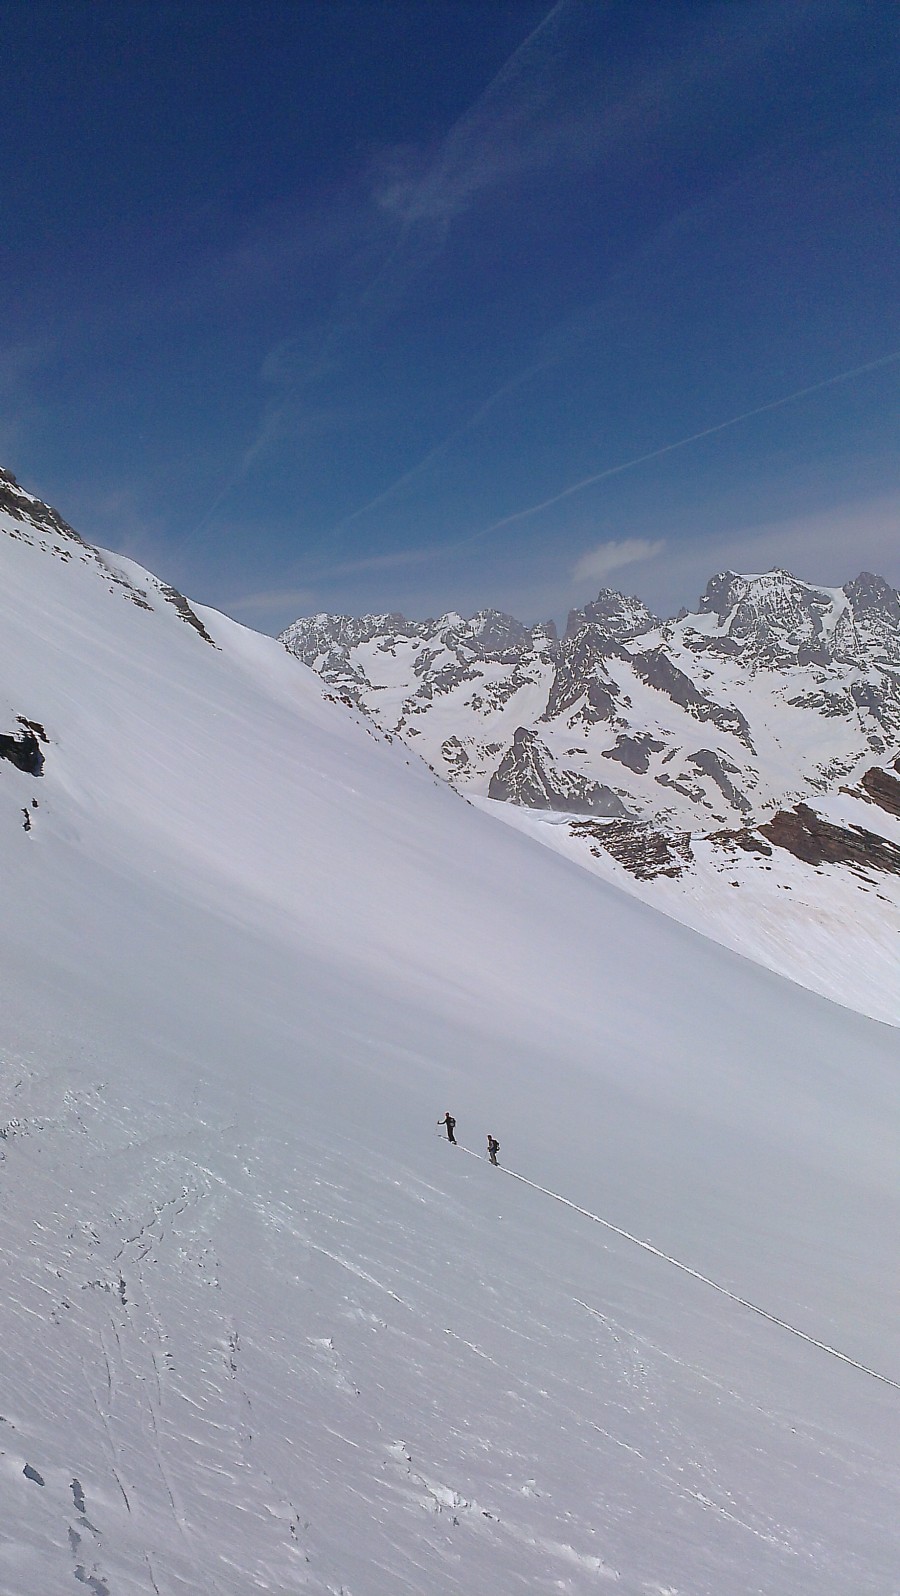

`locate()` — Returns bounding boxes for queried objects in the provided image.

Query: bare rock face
[155,583,218,646]
[565,588,658,641]
[842,573,900,665]
[0,724,44,772]
[759,804,900,874]
[569,819,694,879]
[694,569,838,666]
[686,749,752,813]
[0,467,85,547]
[488,728,629,816]
[602,733,664,774]
[860,762,900,817]
[542,627,621,724]
[707,827,773,857]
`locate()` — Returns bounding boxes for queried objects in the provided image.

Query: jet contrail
[464,348,900,547]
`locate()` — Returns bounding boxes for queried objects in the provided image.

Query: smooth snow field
[1,521,899,1595]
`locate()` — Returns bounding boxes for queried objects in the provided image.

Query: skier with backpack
[438,1111,457,1144]
[487,1133,500,1166]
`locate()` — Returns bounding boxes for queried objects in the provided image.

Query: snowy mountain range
[2,466,900,1594]
[281,569,900,829]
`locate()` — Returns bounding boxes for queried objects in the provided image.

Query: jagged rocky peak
[279,560,900,831]
[842,572,900,664]
[693,568,854,665]
[430,609,552,660]
[280,610,421,663]
[566,587,659,641]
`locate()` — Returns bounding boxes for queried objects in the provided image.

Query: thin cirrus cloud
[572,538,666,585]
[463,349,900,551]
[186,0,809,550]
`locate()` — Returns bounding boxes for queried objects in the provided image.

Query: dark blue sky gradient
[2,1,898,627]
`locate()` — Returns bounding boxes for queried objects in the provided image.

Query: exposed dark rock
[787,689,854,717]
[0,728,44,775]
[686,749,752,813]
[849,678,900,733]
[466,609,549,659]
[565,588,658,641]
[489,728,629,815]
[440,736,470,777]
[156,583,218,647]
[843,572,900,664]
[542,627,621,723]
[0,468,85,546]
[695,569,839,664]
[860,764,900,817]
[570,819,693,879]
[707,827,773,856]
[759,804,900,874]
[601,733,664,774]
[655,770,708,804]
[412,663,480,699]
[280,564,900,831]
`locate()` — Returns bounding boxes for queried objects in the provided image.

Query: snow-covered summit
[688,566,900,668]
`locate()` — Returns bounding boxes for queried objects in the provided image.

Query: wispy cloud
[182,1,581,537]
[367,1,573,229]
[311,547,438,578]
[326,353,561,540]
[572,537,666,585]
[181,0,845,559]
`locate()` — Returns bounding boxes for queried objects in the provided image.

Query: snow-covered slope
[478,776,900,1026]
[2,472,900,1595]
[283,572,900,1026]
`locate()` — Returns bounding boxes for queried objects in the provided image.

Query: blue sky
[2,1,898,629]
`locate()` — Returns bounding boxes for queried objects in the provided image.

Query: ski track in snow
[456,1146,900,1391]
[2,1052,899,1596]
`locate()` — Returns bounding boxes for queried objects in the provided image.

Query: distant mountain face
[280,570,900,829]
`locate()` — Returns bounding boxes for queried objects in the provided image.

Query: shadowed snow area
[1,514,899,1593]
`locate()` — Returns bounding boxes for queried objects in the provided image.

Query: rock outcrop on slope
[487,727,630,816]
[0,467,217,645]
[281,570,900,832]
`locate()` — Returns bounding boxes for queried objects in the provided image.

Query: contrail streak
[465,348,900,546]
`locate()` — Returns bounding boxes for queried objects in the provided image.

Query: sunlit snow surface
[478,795,900,1028]
[1,516,899,1594]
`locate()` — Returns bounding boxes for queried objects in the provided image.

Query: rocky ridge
[0,468,217,646]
